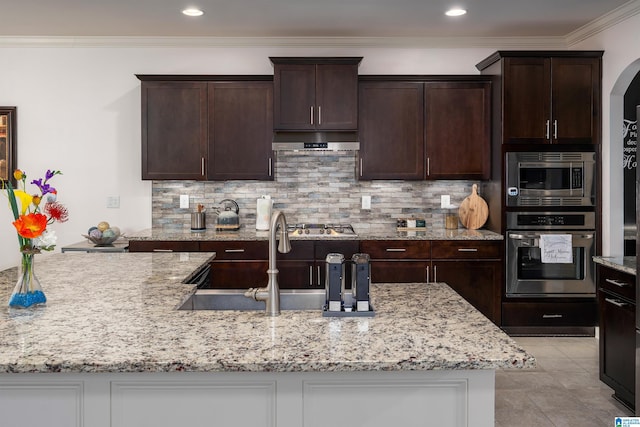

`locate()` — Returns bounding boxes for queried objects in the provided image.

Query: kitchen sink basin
[178,288,326,311]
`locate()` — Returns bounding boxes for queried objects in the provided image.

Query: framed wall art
[0,107,16,186]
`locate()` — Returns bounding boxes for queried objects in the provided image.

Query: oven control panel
[506,212,596,230]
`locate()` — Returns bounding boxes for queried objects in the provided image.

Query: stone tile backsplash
[152,151,477,232]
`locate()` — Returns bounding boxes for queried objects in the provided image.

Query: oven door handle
[509,234,540,240]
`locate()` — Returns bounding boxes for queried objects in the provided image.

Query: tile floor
[495,336,634,426]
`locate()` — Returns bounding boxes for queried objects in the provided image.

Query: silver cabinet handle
[310,106,314,125]
[605,278,631,288]
[553,119,558,139]
[458,248,478,252]
[318,105,322,125]
[268,157,272,176]
[153,249,173,252]
[542,314,563,319]
[434,265,437,283]
[427,158,430,176]
[360,158,363,177]
[386,248,407,252]
[317,266,321,286]
[545,120,550,139]
[309,266,313,287]
[224,249,245,253]
[605,298,629,308]
[426,266,430,284]
[201,157,206,176]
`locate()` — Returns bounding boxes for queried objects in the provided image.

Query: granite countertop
[128,226,503,242]
[0,252,531,374]
[593,256,637,276]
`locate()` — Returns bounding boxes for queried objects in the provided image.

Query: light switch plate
[440,195,450,208]
[180,194,189,209]
[106,196,120,209]
[361,195,371,210]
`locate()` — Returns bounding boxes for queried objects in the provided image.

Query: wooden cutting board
[458,184,489,230]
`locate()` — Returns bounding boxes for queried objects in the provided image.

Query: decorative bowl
[81,233,120,246]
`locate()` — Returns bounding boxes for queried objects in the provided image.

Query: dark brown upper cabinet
[425,81,491,180]
[207,82,273,180]
[271,57,361,131]
[477,51,602,145]
[140,81,208,180]
[358,77,491,180]
[138,76,274,181]
[358,81,425,180]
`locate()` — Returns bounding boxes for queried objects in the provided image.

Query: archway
[608,58,640,256]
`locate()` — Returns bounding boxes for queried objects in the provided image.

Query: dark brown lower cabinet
[598,265,636,410]
[433,260,501,325]
[360,240,431,283]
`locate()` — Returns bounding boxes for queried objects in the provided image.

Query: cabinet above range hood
[272,131,359,151]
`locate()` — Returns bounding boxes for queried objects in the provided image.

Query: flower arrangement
[2,169,69,308]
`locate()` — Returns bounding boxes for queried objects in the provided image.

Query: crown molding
[566,0,640,46]
[0,35,567,49]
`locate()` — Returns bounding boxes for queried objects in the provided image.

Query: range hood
[272,131,359,151]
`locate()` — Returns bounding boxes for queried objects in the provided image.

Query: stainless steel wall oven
[506,212,596,298]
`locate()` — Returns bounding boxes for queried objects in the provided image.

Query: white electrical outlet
[106,196,120,209]
[362,195,371,210]
[180,194,189,209]
[440,195,450,208]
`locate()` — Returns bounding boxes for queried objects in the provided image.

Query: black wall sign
[623,71,640,226]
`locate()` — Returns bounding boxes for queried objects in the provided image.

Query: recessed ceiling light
[182,8,204,17]
[445,8,467,17]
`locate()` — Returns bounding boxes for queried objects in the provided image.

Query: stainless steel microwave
[506,152,596,207]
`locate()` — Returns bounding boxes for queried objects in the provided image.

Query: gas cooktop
[287,223,356,237]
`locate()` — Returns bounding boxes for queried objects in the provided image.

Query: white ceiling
[0,0,635,39]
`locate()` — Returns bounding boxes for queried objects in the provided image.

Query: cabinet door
[141,82,207,180]
[551,57,601,145]
[425,82,491,179]
[279,260,317,288]
[502,57,551,145]
[358,82,425,180]
[432,260,501,324]
[315,64,358,130]
[273,64,316,130]
[207,82,274,180]
[599,289,636,407]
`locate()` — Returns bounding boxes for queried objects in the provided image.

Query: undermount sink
[178,288,326,311]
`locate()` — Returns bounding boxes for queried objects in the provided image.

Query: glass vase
[8,251,46,308]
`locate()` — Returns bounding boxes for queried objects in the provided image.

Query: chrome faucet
[244,210,291,316]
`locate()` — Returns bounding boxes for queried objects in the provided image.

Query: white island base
[1,369,494,427]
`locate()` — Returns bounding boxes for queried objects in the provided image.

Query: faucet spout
[244,210,290,316]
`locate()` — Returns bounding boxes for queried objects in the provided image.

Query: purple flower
[30,178,56,196]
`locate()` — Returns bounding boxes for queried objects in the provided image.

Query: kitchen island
[0,252,532,427]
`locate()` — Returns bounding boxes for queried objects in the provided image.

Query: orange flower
[12,213,48,239]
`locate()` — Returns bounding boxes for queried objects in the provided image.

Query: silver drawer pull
[605,278,631,288]
[542,314,563,319]
[386,248,407,252]
[224,249,245,253]
[605,298,629,308]
[152,249,173,252]
[458,248,478,252]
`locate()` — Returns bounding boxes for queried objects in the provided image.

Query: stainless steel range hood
[272,131,359,151]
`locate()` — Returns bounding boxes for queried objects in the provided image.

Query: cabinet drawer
[315,240,360,261]
[278,240,314,260]
[502,301,597,327]
[128,240,199,252]
[200,241,268,260]
[598,266,635,302]
[360,240,430,259]
[431,240,501,259]
[370,261,429,283]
